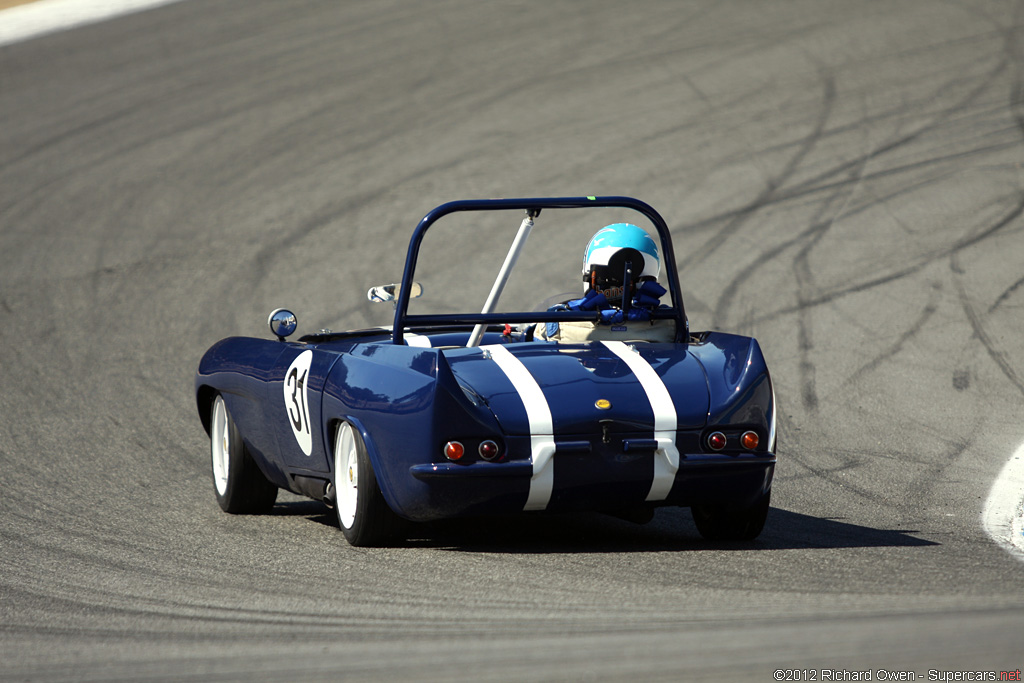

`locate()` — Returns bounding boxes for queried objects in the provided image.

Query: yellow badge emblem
[595,399,612,410]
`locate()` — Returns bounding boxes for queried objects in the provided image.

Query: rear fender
[696,333,775,437]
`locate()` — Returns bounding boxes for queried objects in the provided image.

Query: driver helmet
[582,223,660,299]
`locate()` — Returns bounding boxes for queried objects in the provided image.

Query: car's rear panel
[396,337,775,520]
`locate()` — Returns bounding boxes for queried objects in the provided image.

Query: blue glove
[565,289,610,312]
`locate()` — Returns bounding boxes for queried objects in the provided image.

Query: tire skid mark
[770,412,876,501]
[0,595,691,641]
[960,0,1024,135]
[750,191,1024,325]
[0,102,143,176]
[989,273,1024,312]
[684,134,1014,237]
[697,46,1014,395]
[844,291,940,386]
[710,61,863,407]
[776,56,1010,199]
[678,57,1011,240]
[710,222,824,331]
[1,52,431,222]
[724,78,1005,180]
[711,136,861,331]
[779,446,890,505]
[679,77,836,272]
[706,59,847,351]
[781,421,978,508]
[897,431,979,513]
[240,159,464,302]
[0,93,285,224]
[715,164,955,416]
[711,154,930,332]
[792,140,872,412]
[0,582,413,634]
[952,251,1024,397]
[2,525,377,618]
[632,80,778,151]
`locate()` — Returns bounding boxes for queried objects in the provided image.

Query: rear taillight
[478,440,500,460]
[741,431,759,450]
[444,441,465,461]
[707,431,726,451]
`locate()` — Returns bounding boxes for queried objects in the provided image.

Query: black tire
[333,421,405,547]
[210,395,278,514]
[691,490,771,541]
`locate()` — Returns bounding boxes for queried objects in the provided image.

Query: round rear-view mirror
[268,308,297,340]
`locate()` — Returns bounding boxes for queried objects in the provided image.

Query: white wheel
[208,394,277,514]
[332,420,405,546]
[211,396,230,496]
[335,422,359,530]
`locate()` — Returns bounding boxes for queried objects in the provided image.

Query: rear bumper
[405,452,775,520]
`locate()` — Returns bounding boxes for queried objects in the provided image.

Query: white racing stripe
[601,341,680,501]
[0,0,184,47]
[404,333,432,348]
[483,345,556,511]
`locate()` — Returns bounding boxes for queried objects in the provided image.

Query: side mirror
[367,282,423,304]
[268,308,297,340]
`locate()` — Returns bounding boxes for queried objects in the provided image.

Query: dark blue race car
[195,197,777,546]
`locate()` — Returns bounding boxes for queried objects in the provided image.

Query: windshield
[405,206,668,317]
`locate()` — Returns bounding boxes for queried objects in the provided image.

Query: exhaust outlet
[323,482,337,510]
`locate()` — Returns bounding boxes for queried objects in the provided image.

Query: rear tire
[210,395,278,514]
[334,421,404,547]
[691,490,770,541]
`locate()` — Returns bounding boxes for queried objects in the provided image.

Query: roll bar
[391,196,688,345]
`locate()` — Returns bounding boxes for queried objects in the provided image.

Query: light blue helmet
[583,223,660,293]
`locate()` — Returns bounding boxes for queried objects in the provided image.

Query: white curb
[982,441,1024,560]
[0,0,183,47]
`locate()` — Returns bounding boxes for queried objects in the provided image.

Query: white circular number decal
[283,350,313,455]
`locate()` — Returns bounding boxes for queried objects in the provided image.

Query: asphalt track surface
[3,1,1024,680]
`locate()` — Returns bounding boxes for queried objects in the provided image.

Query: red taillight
[478,440,499,460]
[708,431,726,451]
[444,441,465,461]
[741,431,759,450]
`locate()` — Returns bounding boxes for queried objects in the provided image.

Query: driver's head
[583,223,660,300]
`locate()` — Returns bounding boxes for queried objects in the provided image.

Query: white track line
[0,0,183,47]
[982,440,1024,560]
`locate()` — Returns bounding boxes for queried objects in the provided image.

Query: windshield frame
[391,196,688,345]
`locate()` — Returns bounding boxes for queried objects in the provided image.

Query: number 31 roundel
[283,350,314,456]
